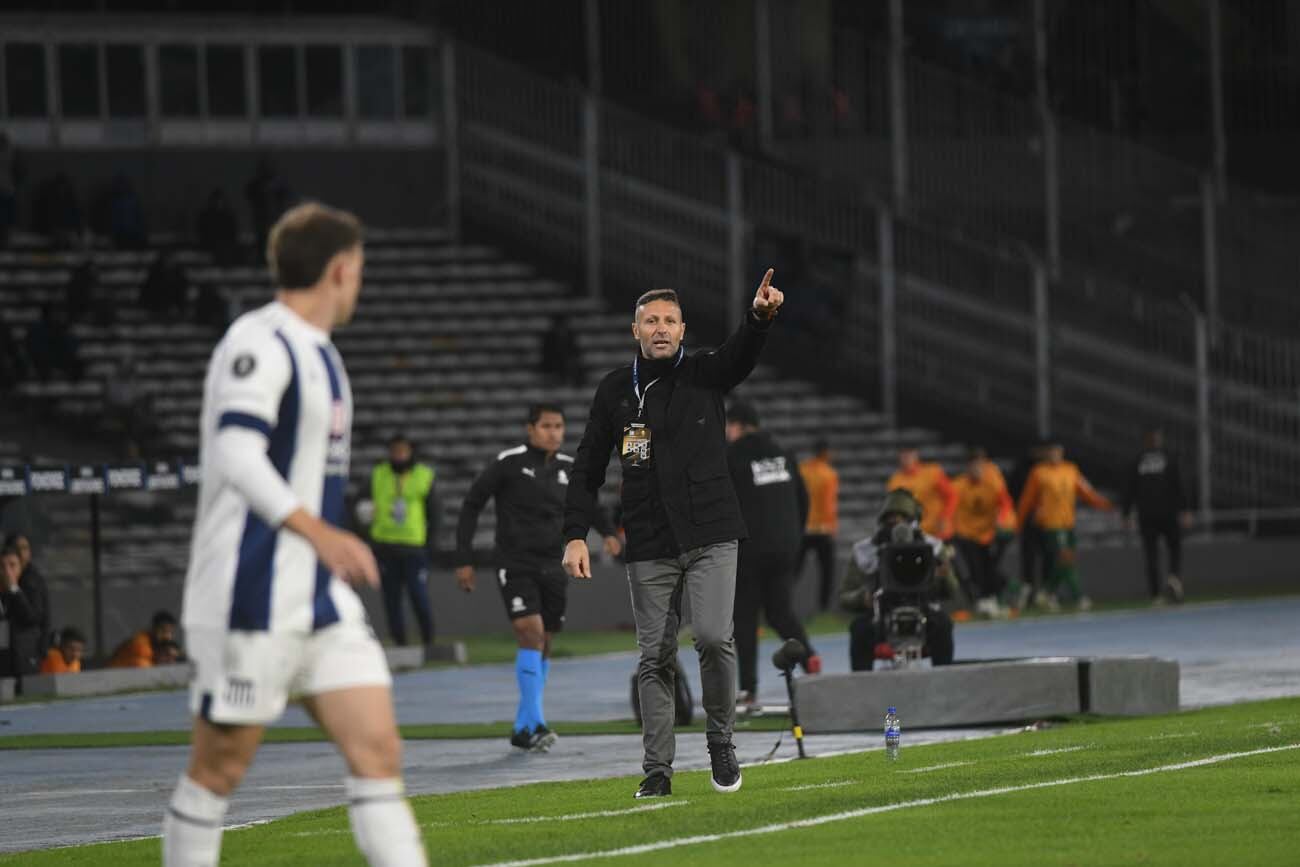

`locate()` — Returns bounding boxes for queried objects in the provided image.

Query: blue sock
[538,657,550,725]
[515,649,543,733]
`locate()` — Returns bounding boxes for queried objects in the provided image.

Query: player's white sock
[346,776,428,867]
[162,774,229,867]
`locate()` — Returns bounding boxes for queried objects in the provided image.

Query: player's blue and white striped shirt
[182,301,366,634]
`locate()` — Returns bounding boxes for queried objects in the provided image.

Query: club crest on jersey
[557,469,569,486]
[231,354,256,378]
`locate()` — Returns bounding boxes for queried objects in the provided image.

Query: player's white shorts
[186,620,392,726]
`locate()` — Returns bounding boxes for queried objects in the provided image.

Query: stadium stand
[1,228,1001,650]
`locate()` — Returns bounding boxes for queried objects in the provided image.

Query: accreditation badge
[621,422,652,468]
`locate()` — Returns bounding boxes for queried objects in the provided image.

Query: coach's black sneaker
[530,725,559,753]
[509,728,533,750]
[634,773,672,799]
[708,739,742,793]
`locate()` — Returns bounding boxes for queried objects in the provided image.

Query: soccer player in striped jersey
[162,203,427,867]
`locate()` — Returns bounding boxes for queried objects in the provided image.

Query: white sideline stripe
[1148,732,1199,740]
[782,781,854,792]
[290,801,691,837]
[900,761,973,774]
[468,744,1300,867]
[1026,745,1089,757]
[474,801,691,826]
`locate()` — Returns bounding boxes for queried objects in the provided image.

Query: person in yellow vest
[40,626,87,674]
[797,439,839,611]
[1016,442,1114,611]
[887,447,958,539]
[370,433,439,647]
[952,448,1017,618]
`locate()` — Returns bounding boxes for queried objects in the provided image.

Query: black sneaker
[530,725,558,753]
[634,773,672,799]
[510,726,559,752]
[708,740,742,793]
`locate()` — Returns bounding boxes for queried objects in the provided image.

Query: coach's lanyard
[632,347,684,418]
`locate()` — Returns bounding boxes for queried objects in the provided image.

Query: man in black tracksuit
[456,402,621,751]
[724,400,818,705]
[1122,428,1190,604]
[563,271,785,800]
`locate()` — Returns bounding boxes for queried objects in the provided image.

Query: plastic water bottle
[884,707,901,761]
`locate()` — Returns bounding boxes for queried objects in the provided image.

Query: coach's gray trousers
[627,540,738,778]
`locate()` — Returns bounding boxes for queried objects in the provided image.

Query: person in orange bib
[797,439,839,611]
[39,627,87,674]
[1016,443,1114,611]
[952,448,1016,617]
[108,610,177,668]
[887,447,957,540]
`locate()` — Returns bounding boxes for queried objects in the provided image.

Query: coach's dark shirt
[457,442,614,572]
[565,311,773,562]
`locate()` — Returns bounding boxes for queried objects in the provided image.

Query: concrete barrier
[794,656,1179,733]
[20,664,192,699]
[795,658,1081,732]
[0,644,464,703]
[1082,657,1180,716]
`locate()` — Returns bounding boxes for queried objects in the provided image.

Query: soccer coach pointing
[563,270,784,799]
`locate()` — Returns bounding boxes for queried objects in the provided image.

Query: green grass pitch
[5,697,1299,865]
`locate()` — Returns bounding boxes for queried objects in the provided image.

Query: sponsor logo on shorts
[510,596,526,614]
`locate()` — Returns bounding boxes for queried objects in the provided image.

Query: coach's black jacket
[565,311,773,562]
[457,443,615,572]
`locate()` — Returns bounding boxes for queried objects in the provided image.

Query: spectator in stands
[4,533,51,654]
[0,131,18,249]
[245,157,292,263]
[34,172,83,249]
[887,447,958,539]
[138,251,190,320]
[952,448,1016,618]
[0,544,44,675]
[1123,427,1191,605]
[25,304,83,381]
[64,257,114,326]
[103,356,155,458]
[369,434,438,649]
[108,609,178,668]
[798,438,839,611]
[193,282,232,332]
[40,626,86,674]
[196,187,240,266]
[0,321,31,393]
[725,400,819,709]
[1016,442,1114,612]
[107,174,147,250]
[539,316,584,388]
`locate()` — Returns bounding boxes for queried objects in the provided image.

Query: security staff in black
[563,270,785,800]
[1121,427,1190,604]
[724,400,819,706]
[456,402,622,753]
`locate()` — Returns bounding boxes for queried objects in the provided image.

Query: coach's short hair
[527,402,565,425]
[634,288,682,318]
[267,202,364,290]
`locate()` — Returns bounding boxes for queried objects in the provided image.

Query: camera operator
[838,489,956,671]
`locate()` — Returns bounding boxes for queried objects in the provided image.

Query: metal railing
[444,39,1300,510]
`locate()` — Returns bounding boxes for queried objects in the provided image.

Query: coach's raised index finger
[759,268,774,292]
